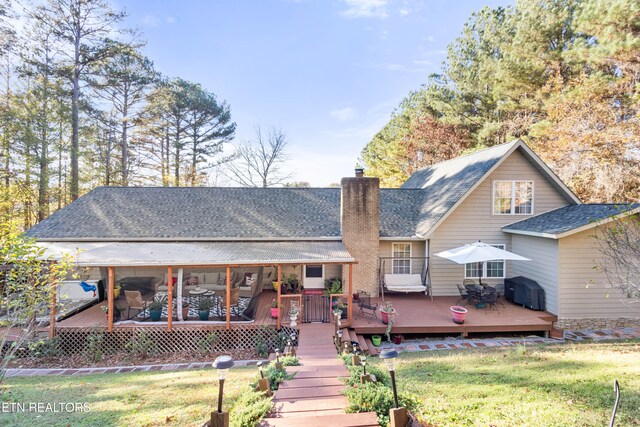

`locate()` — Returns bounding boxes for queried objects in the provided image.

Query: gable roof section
[502,204,640,239]
[26,187,343,241]
[401,139,581,237]
[26,186,425,240]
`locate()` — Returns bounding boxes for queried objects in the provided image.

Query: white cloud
[380,30,389,40]
[330,107,358,122]
[413,59,431,65]
[165,16,176,24]
[427,35,435,42]
[141,14,160,27]
[340,0,389,19]
[399,8,410,16]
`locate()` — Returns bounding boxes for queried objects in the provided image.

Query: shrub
[279,355,299,367]
[82,330,104,363]
[195,332,219,356]
[125,331,158,359]
[27,337,61,359]
[343,364,391,387]
[230,389,273,427]
[254,335,268,358]
[344,382,420,427]
[253,359,297,391]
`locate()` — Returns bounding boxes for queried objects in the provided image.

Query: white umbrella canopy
[434,241,531,264]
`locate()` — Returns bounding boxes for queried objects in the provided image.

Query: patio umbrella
[434,241,530,285]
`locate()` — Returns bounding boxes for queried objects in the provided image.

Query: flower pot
[371,335,382,347]
[352,293,360,301]
[272,281,279,292]
[182,306,190,320]
[149,309,162,322]
[270,307,279,319]
[380,309,396,324]
[393,335,403,345]
[198,310,210,321]
[450,305,468,324]
[113,288,121,299]
[289,315,298,327]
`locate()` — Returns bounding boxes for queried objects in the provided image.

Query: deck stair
[261,323,379,427]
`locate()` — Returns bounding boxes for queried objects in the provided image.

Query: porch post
[348,263,353,325]
[107,267,114,333]
[277,265,282,330]
[226,266,231,330]
[167,266,173,332]
[48,261,57,338]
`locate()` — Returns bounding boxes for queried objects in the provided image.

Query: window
[464,244,505,279]
[493,181,533,215]
[392,243,412,274]
[305,265,323,278]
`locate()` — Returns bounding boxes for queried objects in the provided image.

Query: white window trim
[392,242,412,275]
[492,180,534,215]
[464,244,506,279]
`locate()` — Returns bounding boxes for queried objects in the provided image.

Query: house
[26,139,639,346]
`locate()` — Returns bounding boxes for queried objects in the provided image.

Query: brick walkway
[375,327,640,354]
[261,323,379,427]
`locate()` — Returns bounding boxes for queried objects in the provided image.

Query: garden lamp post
[361,356,367,375]
[290,332,297,356]
[379,349,399,408]
[211,355,233,427]
[257,361,264,379]
[380,349,408,427]
[256,361,271,397]
[275,348,283,370]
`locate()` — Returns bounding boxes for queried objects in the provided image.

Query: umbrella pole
[479,262,484,287]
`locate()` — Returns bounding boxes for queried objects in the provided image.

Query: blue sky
[121,0,512,186]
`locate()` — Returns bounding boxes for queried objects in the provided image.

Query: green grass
[0,367,257,427]
[364,340,640,427]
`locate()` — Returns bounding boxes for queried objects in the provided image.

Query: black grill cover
[504,276,545,311]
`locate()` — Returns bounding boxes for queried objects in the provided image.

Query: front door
[304,264,324,289]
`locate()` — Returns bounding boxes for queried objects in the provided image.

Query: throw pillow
[245,277,256,287]
[186,276,198,286]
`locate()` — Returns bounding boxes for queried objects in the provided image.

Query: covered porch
[40,241,356,336]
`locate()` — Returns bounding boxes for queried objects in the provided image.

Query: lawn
[366,340,640,427]
[0,366,258,427]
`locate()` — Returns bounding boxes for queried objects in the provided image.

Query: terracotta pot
[450,305,468,324]
[270,307,279,319]
[380,309,397,324]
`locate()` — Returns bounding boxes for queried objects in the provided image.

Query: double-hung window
[464,244,505,279]
[493,181,533,215]
[392,243,411,274]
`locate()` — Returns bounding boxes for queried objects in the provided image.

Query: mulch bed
[7,349,258,370]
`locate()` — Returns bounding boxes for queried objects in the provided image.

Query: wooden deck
[351,295,555,337]
[54,290,277,330]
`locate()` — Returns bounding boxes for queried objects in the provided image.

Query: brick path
[261,323,379,427]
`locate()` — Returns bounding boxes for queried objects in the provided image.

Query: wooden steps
[262,412,379,426]
[262,322,379,427]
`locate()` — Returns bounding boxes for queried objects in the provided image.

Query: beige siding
[379,240,426,276]
[510,235,559,315]
[430,149,569,296]
[558,227,638,319]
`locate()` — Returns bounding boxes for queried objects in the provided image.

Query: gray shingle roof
[25,186,428,240]
[502,204,640,236]
[402,141,518,236]
[25,187,343,240]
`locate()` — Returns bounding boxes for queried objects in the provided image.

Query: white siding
[429,149,569,296]
[558,227,638,319]
[510,235,559,315]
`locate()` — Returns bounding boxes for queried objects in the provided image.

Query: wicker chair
[124,290,150,320]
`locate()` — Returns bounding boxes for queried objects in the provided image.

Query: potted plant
[371,335,382,347]
[198,298,213,321]
[380,302,398,342]
[182,299,190,320]
[271,268,279,291]
[149,300,163,321]
[393,335,404,345]
[113,284,121,299]
[331,298,347,319]
[286,274,301,294]
[323,278,343,296]
[450,305,468,324]
[269,299,279,319]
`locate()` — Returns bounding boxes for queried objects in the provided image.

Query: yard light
[361,356,367,375]
[275,348,281,363]
[352,343,358,353]
[212,355,234,414]
[257,361,264,379]
[379,348,400,408]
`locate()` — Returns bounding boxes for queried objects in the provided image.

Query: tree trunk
[121,93,128,185]
[70,68,80,200]
[174,121,181,187]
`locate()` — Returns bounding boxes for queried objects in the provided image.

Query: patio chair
[480,288,499,313]
[456,284,477,306]
[357,291,378,322]
[464,284,482,306]
[124,290,150,320]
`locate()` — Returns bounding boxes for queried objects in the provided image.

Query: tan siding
[378,240,426,276]
[510,235,559,315]
[558,227,638,319]
[430,149,569,296]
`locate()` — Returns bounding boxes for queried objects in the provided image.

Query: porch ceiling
[38,241,355,267]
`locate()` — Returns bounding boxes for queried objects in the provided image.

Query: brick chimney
[341,175,380,296]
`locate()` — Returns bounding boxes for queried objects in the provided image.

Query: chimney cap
[355,167,364,177]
